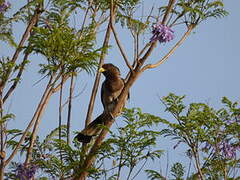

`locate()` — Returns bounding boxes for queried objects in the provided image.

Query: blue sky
[2,0,240,179]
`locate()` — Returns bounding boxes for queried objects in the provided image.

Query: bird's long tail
[75,113,106,143]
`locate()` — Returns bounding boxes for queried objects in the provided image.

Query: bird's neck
[105,75,120,81]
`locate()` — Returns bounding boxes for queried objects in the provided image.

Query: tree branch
[84,22,112,126]
[24,73,69,164]
[75,1,187,179]
[162,0,176,25]
[5,76,53,166]
[24,86,53,164]
[110,0,133,71]
[141,24,194,71]
[67,74,74,145]
[3,52,29,103]
[137,0,176,68]
[58,75,64,162]
[2,6,42,88]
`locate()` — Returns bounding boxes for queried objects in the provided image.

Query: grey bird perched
[75,64,127,143]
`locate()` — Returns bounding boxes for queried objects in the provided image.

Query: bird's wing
[101,80,113,110]
[101,81,107,110]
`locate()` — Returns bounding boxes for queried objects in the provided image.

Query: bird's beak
[99,67,106,73]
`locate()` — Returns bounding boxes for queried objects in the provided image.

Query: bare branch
[162,0,176,25]
[5,76,53,166]
[3,52,29,103]
[137,0,177,68]
[58,75,64,162]
[24,73,69,164]
[2,6,43,88]
[79,0,94,37]
[85,22,112,126]
[25,86,53,164]
[67,74,75,145]
[137,43,151,61]
[141,25,194,71]
[62,83,87,108]
[110,0,133,71]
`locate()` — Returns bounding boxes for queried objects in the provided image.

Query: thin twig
[3,52,29,103]
[2,6,42,88]
[141,24,194,72]
[6,76,53,166]
[62,83,87,108]
[67,74,74,145]
[162,0,176,25]
[58,74,64,162]
[131,158,148,180]
[116,147,124,180]
[165,150,169,178]
[169,11,185,27]
[79,0,94,38]
[110,0,133,71]
[25,86,53,164]
[24,74,69,164]
[138,43,151,61]
[134,5,154,63]
[32,74,48,87]
[126,166,134,180]
[0,88,4,179]
[187,158,192,178]
[84,22,111,126]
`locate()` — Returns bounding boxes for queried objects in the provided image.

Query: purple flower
[15,163,38,180]
[215,140,240,159]
[221,141,240,159]
[0,1,11,13]
[150,23,174,43]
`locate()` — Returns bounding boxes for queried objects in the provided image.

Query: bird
[75,63,127,143]
[99,63,125,114]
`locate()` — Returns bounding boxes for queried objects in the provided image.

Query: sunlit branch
[162,0,176,25]
[67,74,75,145]
[141,24,194,72]
[5,76,54,166]
[138,0,176,67]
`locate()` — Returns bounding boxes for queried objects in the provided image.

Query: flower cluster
[15,163,38,180]
[218,140,240,159]
[204,140,240,159]
[150,23,174,43]
[0,1,11,13]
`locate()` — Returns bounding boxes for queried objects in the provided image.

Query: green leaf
[145,169,165,180]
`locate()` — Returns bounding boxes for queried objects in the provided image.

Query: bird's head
[99,63,121,78]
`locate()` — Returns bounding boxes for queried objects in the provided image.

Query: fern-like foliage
[26,1,100,76]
